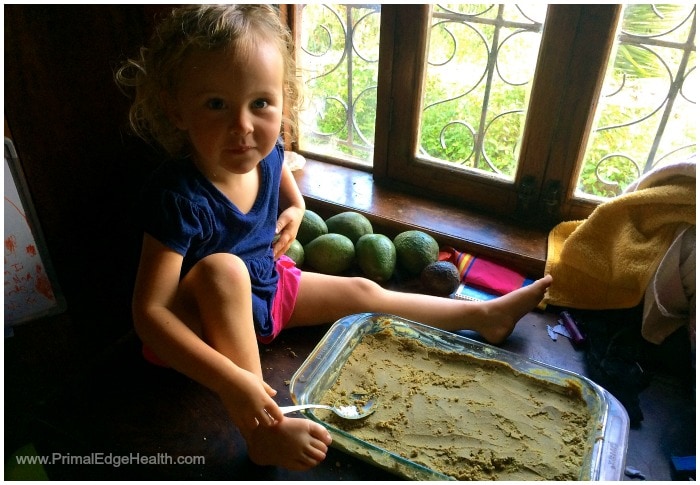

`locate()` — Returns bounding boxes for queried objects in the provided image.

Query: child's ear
[161,91,186,130]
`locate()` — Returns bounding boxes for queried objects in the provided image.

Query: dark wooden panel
[4,5,161,340]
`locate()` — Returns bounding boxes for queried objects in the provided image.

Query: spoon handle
[279,404,333,414]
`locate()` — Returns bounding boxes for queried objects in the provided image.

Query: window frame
[287,4,624,227]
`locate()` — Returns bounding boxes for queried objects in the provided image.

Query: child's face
[168,40,284,176]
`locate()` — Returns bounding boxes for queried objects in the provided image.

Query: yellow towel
[544,173,695,309]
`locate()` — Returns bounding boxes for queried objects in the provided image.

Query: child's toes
[304,442,328,463]
[310,422,333,445]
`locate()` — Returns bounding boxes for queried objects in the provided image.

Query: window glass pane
[576,4,696,199]
[417,4,546,181]
[297,4,380,166]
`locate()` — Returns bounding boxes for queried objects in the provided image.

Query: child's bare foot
[476,274,552,345]
[245,416,332,471]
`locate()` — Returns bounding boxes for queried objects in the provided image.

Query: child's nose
[230,109,254,135]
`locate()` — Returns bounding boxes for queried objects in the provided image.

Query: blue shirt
[139,144,283,338]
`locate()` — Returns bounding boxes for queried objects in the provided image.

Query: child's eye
[252,99,269,109]
[206,98,226,110]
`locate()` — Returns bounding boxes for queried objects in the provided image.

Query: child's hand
[273,205,304,259]
[219,368,284,433]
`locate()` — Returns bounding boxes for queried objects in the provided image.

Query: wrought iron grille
[579,4,696,198]
[418,4,545,180]
[297,4,380,165]
[297,4,696,198]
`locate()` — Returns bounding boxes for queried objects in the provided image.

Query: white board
[4,137,65,326]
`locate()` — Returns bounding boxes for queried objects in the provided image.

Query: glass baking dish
[289,313,629,481]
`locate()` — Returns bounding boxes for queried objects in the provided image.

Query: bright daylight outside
[296,4,696,200]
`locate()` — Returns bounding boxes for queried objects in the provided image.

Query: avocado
[284,239,305,266]
[420,261,461,296]
[356,233,396,282]
[325,211,373,244]
[304,233,356,275]
[297,209,328,245]
[393,230,440,276]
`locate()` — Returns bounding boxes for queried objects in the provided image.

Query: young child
[117,5,552,472]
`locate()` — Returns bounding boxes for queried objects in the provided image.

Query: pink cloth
[439,247,527,295]
[258,255,301,344]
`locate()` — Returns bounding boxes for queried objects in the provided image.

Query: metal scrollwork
[298,3,695,194]
[419,4,543,178]
[298,4,380,163]
[582,5,696,197]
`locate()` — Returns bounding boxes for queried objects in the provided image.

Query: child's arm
[132,234,283,430]
[273,162,306,258]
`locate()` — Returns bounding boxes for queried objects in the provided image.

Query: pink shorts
[258,255,301,344]
[142,255,302,366]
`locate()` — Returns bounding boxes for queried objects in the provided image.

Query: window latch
[541,180,561,222]
[516,175,536,218]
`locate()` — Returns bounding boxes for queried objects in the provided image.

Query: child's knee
[185,253,250,291]
[351,276,383,297]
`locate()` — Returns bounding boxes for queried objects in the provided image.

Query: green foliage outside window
[301,4,696,198]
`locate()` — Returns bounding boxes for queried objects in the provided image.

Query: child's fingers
[272,234,293,259]
[275,213,292,235]
[262,380,277,397]
[261,404,284,425]
[262,408,276,425]
[256,398,283,426]
[245,402,280,429]
[259,381,283,425]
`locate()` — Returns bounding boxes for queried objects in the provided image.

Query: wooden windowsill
[293,158,549,277]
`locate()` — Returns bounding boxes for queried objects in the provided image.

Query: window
[295,4,381,166]
[577,4,696,199]
[292,4,696,226]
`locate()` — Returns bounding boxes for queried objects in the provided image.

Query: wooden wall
[4,6,166,343]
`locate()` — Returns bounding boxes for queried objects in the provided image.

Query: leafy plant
[299,4,696,198]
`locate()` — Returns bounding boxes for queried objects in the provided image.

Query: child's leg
[177,253,331,470]
[288,273,552,345]
[177,254,262,375]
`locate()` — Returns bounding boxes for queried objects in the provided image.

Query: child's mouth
[228,146,252,154]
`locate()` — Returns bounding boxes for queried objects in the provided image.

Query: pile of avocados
[285,210,461,296]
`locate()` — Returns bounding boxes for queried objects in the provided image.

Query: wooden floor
[5,279,695,481]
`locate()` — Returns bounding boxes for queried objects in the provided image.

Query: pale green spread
[319,328,592,480]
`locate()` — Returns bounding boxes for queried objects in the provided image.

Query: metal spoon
[279,396,377,420]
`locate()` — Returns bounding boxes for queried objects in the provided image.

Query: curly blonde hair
[116,4,301,157]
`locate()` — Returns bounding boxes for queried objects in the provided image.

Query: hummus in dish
[318,327,593,480]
